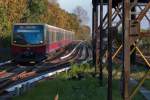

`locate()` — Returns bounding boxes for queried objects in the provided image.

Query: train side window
[47,30,50,44]
[51,32,54,43]
[49,31,51,43]
[69,34,71,40]
[57,32,62,41]
[46,29,50,44]
[65,32,67,40]
[59,32,61,41]
[60,32,63,41]
[68,33,69,40]
[70,33,72,40]
[68,33,70,40]
[54,32,56,41]
[52,32,56,43]
[63,32,65,40]
[67,33,68,40]
[49,31,52,44]
[64,32,66,40]
[56,32,58,41]
[66,33,67,40]
[57,32,60,41]
[72,34,73,40]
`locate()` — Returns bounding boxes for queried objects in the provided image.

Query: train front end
[11,23,46,64]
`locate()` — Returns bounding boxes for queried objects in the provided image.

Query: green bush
[68,63,93,78]
[56,63,93,80]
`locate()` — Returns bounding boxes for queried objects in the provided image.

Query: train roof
[46,24,74,34]
[14,23,74,34]
[14,23,45,26]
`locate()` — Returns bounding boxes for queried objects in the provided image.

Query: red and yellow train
[11,23,74,63]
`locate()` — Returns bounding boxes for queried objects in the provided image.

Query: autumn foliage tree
[0,0,28,47]
[76,25,91,40]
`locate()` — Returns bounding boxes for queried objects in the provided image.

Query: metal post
[99,0,103,86]
[92,0,96,71]
[131,4,136,65]
[108,0,112,99]
[92,0,99,73]
[123,0,130,99]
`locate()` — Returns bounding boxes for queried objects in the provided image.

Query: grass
[12,63,145,100]
[12,78,112,100]
[12,76,145,100]
[142,79,150,90]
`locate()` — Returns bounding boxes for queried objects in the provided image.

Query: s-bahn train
[11,23,74,63]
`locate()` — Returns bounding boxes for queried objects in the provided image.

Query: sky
[58,0,92,28]
[58,0,150,30]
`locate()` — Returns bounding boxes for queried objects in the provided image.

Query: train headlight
[13,41,16,43]
[40,41,43,43]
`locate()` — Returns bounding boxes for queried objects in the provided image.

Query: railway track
[0,60,12,66]
[0,41,92,99]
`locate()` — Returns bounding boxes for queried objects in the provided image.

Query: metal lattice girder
[130,70,150,99]
[114,6,122,19]
[135,46,150,67]
[92,0,150,100]
[115,42,137,60]
[103,7,118,26]
[129,44,150,99]
[103,0,148,4]
[109,42,136,63]
[130,0,138,9]
[120,42,146,99]
[104,5,123,29]
[136,1,150,21]
[112,45,123,60]
[137,5,150,23]
[116,0,150,27]
[103,12,108,27]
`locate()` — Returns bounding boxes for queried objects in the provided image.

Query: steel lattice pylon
[92,0,150,100]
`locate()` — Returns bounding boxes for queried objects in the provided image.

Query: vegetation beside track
[12,64,144,100]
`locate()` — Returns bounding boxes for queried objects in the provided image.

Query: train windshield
[13,25,44,45]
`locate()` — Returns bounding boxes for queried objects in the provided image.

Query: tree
[73,6,89,25]
[48,0,58,5]
[0,0,28,47]
[76,25,91,40]
[25,0,48,22]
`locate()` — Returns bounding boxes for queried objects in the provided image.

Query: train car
[11,23,74,63]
